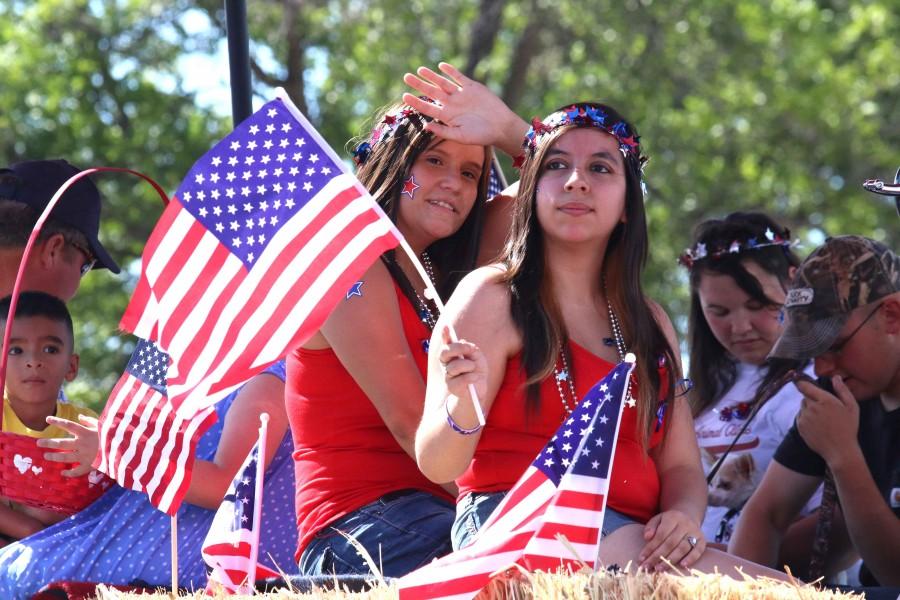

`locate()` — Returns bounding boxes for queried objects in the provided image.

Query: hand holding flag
[398,356,637,600]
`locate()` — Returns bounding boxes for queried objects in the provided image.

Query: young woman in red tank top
[286,101,493,578]
[404,64,788,580]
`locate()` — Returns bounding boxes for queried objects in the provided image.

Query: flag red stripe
[399,571,493,600]
[532,521,600,545]
[151,214,209,301]
[554,489,606,511]
[120,394,169,491]
[146,410,216,513]
[160,241,233,347]
[120,271,153,333]
[518,554,583,573]
[115,387,164,489]
[484,469,546,524]
[95,374,142,471]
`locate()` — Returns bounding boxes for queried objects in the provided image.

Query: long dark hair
[500,102,676,446]
[351,102,491,300]
[686,212,802,416]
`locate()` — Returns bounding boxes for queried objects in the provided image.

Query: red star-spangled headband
[519,103,648,168]
[352,98,439,166]
[678,227,796,270]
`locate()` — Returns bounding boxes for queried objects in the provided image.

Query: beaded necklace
[413,252,437,329]
[552,296,628,415]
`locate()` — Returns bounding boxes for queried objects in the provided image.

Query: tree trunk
[501,0,543,109]
[463,0,506,78]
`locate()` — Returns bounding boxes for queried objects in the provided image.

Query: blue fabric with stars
[0,362,297,599]
[175,99,342,268]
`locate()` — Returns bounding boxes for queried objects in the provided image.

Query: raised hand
[403,63,528,157]
[36,414,101,478]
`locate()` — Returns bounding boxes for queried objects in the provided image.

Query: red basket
[0,430,112,515]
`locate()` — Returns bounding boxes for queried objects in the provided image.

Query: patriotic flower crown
[519,104,648,167]
[352,98,438,166]
[678,227,795,270]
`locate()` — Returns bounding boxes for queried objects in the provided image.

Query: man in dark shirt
[0,159,119,301]
[730,236,900,587]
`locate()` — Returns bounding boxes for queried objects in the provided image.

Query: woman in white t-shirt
[681,212,819,548]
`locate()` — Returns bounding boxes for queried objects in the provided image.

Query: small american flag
[398,358,636,600]
[102,91,401,513]
[487,155,506,199]
[94,338,216,513]
[202,430,279,594]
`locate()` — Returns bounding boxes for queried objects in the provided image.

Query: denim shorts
[452,491,638,550]
[298,489,454,578]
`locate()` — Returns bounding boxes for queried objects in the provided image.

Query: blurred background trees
[2,0,898,409]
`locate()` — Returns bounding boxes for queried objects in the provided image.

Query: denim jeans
[452,491,638,550]
[298,490,454,578]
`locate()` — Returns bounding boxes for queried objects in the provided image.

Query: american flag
[487,155,506,199]
[94,338,216,513]
[202,435,279,594]
[103,92,401,513]
[398,358,636,600]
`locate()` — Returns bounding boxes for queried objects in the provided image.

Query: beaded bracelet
[445,401,483,435]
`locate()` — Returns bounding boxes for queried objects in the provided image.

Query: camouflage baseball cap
[769,235,900,360]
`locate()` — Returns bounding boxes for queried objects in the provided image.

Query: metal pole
[225,0,253,125]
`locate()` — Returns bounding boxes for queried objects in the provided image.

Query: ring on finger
[685,535,698,549]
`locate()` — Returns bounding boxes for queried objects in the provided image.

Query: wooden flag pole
[170,512,178,598]
[396,237,486,426]
[244,412,269,595]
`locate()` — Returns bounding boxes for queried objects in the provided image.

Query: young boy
[0,291,96,541]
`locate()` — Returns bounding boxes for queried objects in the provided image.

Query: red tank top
[456,341,666,523]
[286,282,451,559]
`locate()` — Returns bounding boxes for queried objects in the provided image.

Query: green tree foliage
[0,0,229,406]
[2,0,899,408]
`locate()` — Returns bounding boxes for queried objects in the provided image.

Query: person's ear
[787,265,797,280]
[879,298,900,335]
[35,233,68,268]
[65,352,79,382]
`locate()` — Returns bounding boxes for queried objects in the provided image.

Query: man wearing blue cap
[0,159,119,300]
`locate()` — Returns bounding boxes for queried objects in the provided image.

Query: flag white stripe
[128,399,174,487]
[522,535,598,561]
[399,549,525,587]
[540,504,606,527]
[472,476,555,538]
[153,406,214,512]
[96,375,139,472]
[131,284,160,341]
[145,209,193,283]
[203,525,257,549]
[163,255,243,369]
[155,224,220,334]
[560,473,612,494]
[110,385,161,482]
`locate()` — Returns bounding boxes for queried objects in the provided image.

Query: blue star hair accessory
[351,97,440,166]
[520,103,647,167]
[678,227,796,270]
